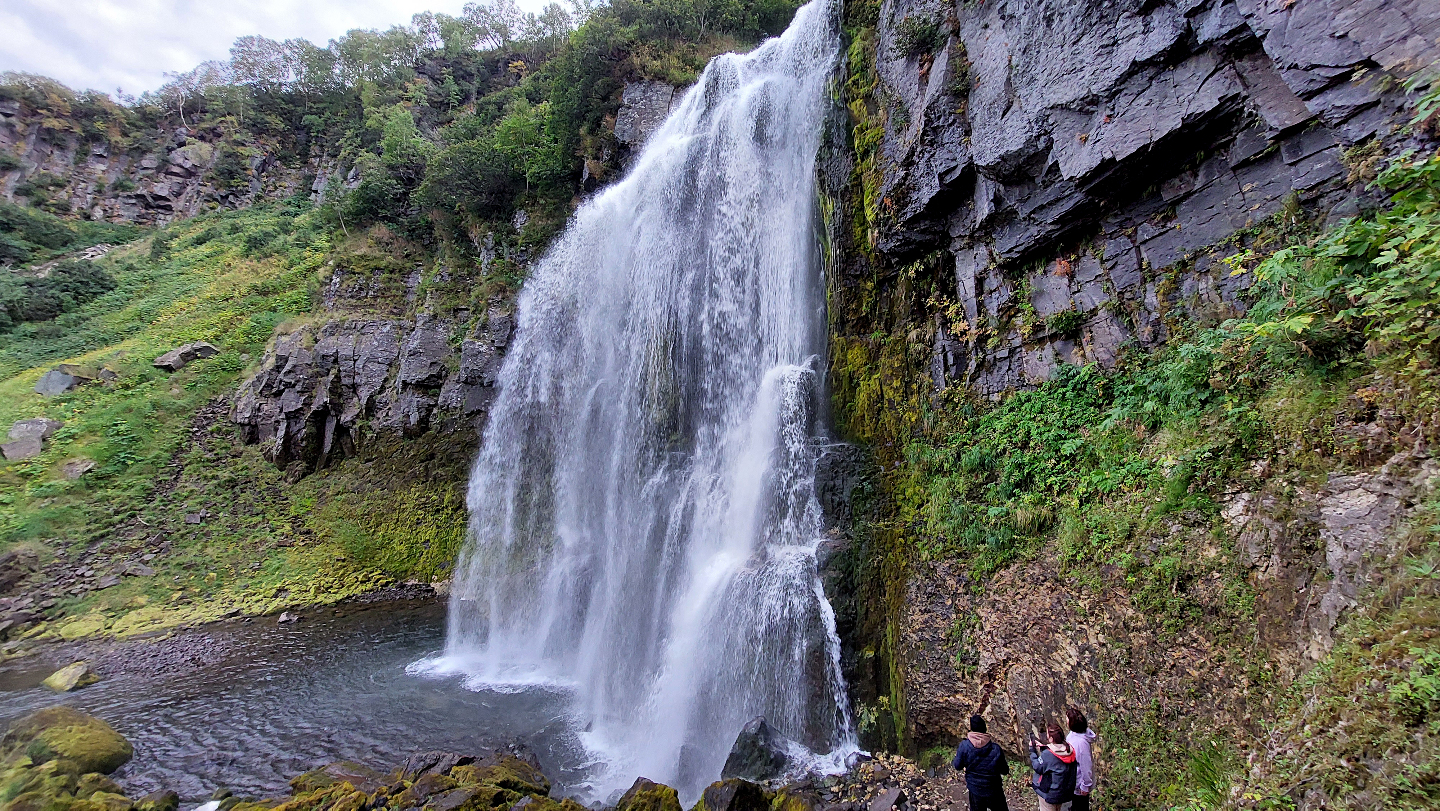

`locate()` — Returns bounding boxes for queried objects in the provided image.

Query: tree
[464,0,526,50]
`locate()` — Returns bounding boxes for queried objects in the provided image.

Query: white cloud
[0,0,546,96]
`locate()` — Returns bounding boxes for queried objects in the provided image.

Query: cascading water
[428,0,853,798]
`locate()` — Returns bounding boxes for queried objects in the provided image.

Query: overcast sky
[0,0,540,97]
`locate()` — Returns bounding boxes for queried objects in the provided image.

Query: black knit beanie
[970,715,986,733]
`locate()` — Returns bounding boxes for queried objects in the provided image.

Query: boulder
[450,752,549,796]
[695,780,769,811]
[0,547,38,592]
[133,791,180,811]
[34,368,89,396]
[9,418,63,442]
[153,342,219,372]
[1,436,43,461]
[720,717,794,782]
[42,661,100,692]
[277,611,300,624]
[0,706,133,774]
[615,778,681,811]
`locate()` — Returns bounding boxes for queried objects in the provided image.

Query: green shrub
[0,259,117,330]
[893,15,945,58]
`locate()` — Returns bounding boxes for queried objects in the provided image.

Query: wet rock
[695,779,769,811]
[1,706,133,774]
[615,778,681,811]
[277,611,301,624]
[42,661,100,692]
[289,761,386,795]
[154,341,219,372]
[721,717,794,782]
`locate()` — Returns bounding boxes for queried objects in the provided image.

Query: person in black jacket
[951,715,1010,811]
[1028,723,1078,811]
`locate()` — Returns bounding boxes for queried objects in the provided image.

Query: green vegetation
[0,201,487,640]
[0,200,139,266]
[0,260,116,332]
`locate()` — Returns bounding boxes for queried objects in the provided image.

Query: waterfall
[435,0,852,798]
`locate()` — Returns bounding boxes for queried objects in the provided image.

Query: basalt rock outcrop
[233,303,512,473]
[0,103,336,226]
[857,0,1439,396]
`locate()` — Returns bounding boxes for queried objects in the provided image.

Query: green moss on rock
[2,708,132,776]
[615,778,681,811]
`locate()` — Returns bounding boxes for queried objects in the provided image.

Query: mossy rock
[87,791,134,811]
[2,708,132,776]
[689,780,769,811]
[133,790,179,811]
[421,785,510,811]
[392,774,457,808]
[75,774,123,799]
[273,784,366,811]
[450,755,548,796]
[42,663,99,693]
[615,779,680,811]
[288,763,384,797]
[56,616,107,642]
[767,790,816,811]
[509,798,585,811]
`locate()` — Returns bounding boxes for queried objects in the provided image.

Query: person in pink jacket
[1065,706,1098,811]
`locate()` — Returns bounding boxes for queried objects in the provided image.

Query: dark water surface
[0,602,590,806]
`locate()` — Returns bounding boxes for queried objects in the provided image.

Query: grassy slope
[0,201,473,644]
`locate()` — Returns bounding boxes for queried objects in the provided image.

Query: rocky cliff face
[824,0,1440,772]
[233,242,516,474]
[859,0,1438,396]
[0,102,334,225]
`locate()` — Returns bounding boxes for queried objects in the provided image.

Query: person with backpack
[1028,722,1078,811]
[1065,707,1098,811]
[951,714,1010,811]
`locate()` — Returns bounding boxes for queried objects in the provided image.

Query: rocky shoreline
[0,705,1044,811]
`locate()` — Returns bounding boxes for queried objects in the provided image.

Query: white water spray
[431,0,854,799]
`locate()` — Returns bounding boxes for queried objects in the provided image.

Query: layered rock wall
[862,0,1439,395]
[233,261,514,474]
[0,103,337,225]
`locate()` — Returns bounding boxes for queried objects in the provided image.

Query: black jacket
[952,734,1010,797]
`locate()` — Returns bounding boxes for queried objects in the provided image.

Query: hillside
[1,0,1440,808]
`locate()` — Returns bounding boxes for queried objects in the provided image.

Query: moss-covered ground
[0,201,474,644]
